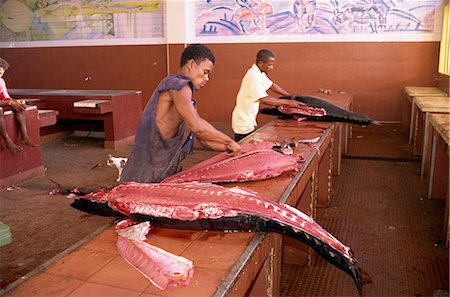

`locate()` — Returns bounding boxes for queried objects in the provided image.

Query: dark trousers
[234,131,254,142]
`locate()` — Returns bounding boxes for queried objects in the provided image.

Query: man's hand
[9,100,26,112]
[288,100,306,108]
[225,141,242,156]
[288,94,306,107]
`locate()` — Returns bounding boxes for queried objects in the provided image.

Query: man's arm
[170,86,241,155]
[264,83,305,106]
[259,96,302,108]
[270,82,290,97]
[197,139,235,151]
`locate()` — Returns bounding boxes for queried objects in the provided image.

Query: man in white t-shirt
[231,49,303,142]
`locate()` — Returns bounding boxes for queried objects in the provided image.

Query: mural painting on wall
[0,0,163,41]
[196,0,440,36]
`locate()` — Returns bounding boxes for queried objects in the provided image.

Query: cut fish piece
[162,140,301,183]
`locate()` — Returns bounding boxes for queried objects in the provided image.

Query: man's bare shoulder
[169,85,193,103]
[157,85,192,115]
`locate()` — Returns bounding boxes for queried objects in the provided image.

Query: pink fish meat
[278,105,327,116]
[116,220,194,290]
[72,182,372,295]
[162,140,301,183]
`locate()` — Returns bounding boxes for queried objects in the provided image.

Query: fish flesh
[116,220,194,290]
[161,140,302,183]
[71,181,372,295]
[260,95,376,125]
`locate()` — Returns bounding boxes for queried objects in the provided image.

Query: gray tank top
[120,74,195,183]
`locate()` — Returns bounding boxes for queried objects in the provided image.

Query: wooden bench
[38,109,58,128]
[410,96,450,178]
[10,89,142,149]
[403,86,448,143]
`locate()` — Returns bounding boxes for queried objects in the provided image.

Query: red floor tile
[181,235,252,271]
[65,282,141,297]
[43,248,116,280]
[81,227,119,255]
[144,228,203,255]
[4,272,83,297]
[86,255,150,292]
[143,266,226,297]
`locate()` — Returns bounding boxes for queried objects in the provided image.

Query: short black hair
[180,44,215,67]
[0,57,10,70]
[256,49,275,63]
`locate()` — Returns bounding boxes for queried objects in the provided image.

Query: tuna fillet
[162,140,301,183]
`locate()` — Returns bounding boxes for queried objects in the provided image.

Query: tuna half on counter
[260,94,377,125]
[161,140,303,183]
[71,182,372,295]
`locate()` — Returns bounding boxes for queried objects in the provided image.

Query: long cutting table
[5,92,356,296]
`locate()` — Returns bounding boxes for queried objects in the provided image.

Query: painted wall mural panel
[195,0,442,38]
[0,0,163,43]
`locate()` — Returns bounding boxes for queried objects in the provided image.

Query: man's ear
[187,59,195,70]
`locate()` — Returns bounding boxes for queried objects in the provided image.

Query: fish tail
[349,265,373,296]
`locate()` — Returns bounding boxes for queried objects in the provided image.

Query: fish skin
[70,182,372,295]
[260,95,375,125]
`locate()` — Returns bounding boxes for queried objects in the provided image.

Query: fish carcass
[161,140,302,183]
[260,95,376,125]
[71,181,372,295]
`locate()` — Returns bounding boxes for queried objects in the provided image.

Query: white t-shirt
[232,64,273,134]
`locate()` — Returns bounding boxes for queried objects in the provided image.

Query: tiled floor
[281,124,449,297]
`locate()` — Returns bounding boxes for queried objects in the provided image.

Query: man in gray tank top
[120,44,241,183]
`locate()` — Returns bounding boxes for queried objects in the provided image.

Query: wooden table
[5,118,340,296]
[9,89,142,149]
[426,114,450,246]
[214,119,336,295]
[411,96,450,177]
[403,86,448,143]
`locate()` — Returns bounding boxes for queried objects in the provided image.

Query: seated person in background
[120,44,241,183]
[0,57,37,153]
[232,49,304,142]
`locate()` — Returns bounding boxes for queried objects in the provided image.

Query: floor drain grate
[343,155,421,162]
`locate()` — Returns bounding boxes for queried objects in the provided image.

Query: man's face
[187,59,214,90]
[0,67,5,78]
[257,57,275,73]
